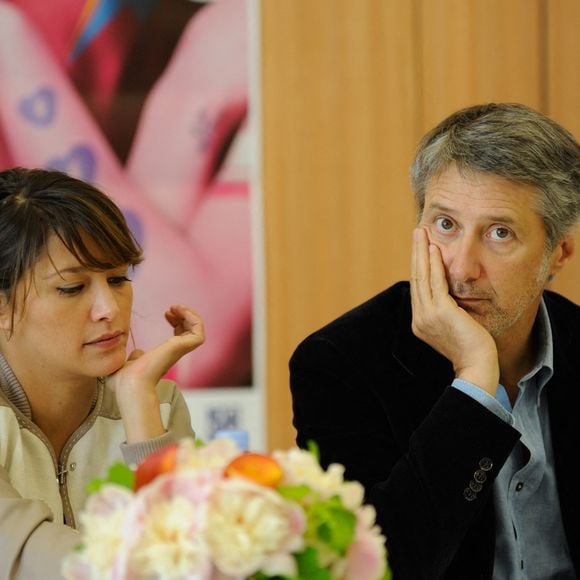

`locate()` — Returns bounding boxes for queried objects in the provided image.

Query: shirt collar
[519,297,554,403]
[496,297,554,411]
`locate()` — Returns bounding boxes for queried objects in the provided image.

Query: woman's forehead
[34,232,120,277]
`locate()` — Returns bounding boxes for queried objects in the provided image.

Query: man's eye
[57,285,83,296]
[489,227,512,240]
[435,217,454,231]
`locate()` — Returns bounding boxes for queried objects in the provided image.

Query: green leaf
[306,495,356,555]
[106,462,135,490]
[85,462,135,494]
[317,507,356,553]
[194,438,206,448]
[294,547,331,580]
[108,462,135,488]
[306,440,320,463]
[85,477,105,494]
[250,573,293,580]
[276,483,311,501]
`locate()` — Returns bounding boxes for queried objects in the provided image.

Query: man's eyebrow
[41,266,87,280]
[425,202,517,224]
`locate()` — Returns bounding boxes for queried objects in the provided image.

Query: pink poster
[0,0,255,393]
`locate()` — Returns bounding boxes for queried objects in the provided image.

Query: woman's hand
[107,305,205,443]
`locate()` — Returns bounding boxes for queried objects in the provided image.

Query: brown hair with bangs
[0,167,143,332]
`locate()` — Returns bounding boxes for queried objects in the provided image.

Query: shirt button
[69,463,76,471]
[515,482,524,492]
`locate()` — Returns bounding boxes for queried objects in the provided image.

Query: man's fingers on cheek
[412,228,425,272]
[414,268,434,304]
[428,244,448,293]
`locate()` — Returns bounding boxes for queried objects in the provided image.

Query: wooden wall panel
[261,0,419,451]
[420,0,544,127]
[546,0,580,303]
[260,0,580,451]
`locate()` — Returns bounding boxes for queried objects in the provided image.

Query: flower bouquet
[62,437,390,580]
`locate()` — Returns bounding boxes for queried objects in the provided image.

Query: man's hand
[410,227,499,395]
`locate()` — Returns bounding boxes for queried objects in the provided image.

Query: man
[289,103,580,579]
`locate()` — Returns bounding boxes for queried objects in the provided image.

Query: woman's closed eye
[57,275,131,295]
[108,275,132,287]
[57,284,84,296]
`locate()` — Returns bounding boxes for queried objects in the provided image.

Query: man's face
[419,164,570,340]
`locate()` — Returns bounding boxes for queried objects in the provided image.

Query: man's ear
[0,292,12,331]
[549,233,575,278]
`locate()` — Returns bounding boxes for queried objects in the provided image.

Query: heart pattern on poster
[46,144,97,182]
[18,86,56,126]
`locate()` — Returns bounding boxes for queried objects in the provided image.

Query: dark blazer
[290,281,580,580]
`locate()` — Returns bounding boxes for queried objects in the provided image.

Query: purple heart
[18,87,56,126]
[46,145,97,182]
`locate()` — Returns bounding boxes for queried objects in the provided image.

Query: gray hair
[410,103,580,250]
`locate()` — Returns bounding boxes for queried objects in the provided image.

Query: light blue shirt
[452,299,576,579]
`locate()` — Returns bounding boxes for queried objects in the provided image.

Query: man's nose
[445,236,482,283]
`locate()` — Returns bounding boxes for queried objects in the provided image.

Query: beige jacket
[0,355,195,579]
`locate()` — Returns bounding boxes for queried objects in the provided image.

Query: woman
[0,167,204,578]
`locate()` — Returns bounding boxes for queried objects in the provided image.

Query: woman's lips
[84,332,123,348]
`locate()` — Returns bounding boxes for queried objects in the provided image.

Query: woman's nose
[90,285,120,321]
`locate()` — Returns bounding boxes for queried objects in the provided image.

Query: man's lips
[451,295,489,309]
[84,331,123,346]
[452,296,486,301]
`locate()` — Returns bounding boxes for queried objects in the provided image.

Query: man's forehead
[424,167,540,214]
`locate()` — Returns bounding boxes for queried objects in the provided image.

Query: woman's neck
[0,350,98,458]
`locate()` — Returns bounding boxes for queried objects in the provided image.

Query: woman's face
[1,233,134,383]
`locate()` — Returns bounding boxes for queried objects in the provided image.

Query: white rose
[206,478,305,577]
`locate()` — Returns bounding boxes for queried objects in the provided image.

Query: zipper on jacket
[57,462,68,486]
[56,458,77,527]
